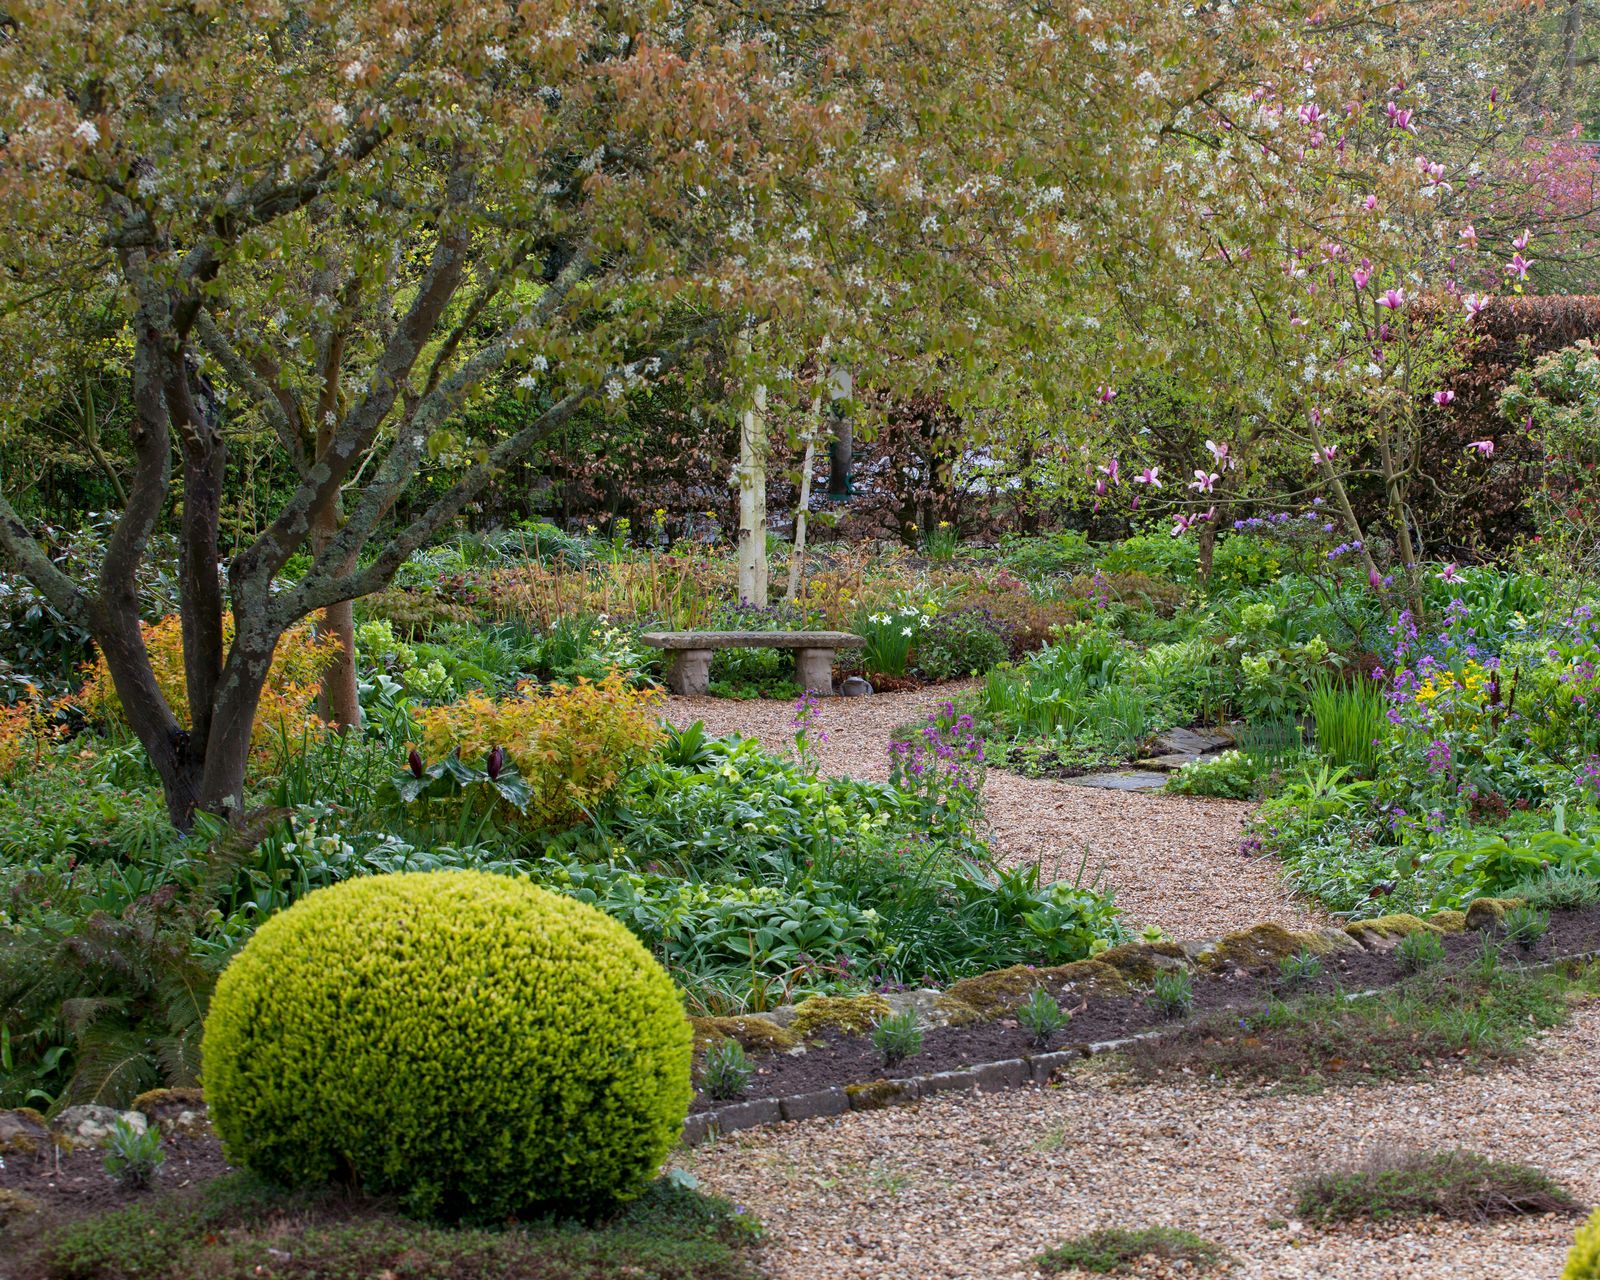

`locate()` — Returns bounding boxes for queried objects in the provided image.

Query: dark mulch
[690,905,1600,1110]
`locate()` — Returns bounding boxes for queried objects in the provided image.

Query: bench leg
[794,648,836,695]
[664,649,714,696]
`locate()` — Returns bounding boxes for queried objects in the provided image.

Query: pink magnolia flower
[1378,288,1406,310]
[1362,194,1378,211]
[1463,292,1489,316]
[1096,384,1117,403]
[1129,494,1140,511]
[1133,467,1161,487]
[1353,265,1371,289]
[1170,514,1194,537]
[1094,477,1107,497]
[1513,228,1531,251]
[1190,470,1219,493]
[1309,406,1324,427]
[1385,102,1415,131]
[1438,562,1462,583]
[1311,444,1338,466]
[1506,253,1531,280]
[1205,439,1233,468]
[1298,103,1322,126]
[1099,457,1121,484]
[1200,506,1217,523]
[1459,225,1477,247]
[1466,439,1495,457]
[1433,389,1455,406]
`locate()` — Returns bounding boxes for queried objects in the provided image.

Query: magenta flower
[1465,439,1495,457]
[1094,477,1107,497]
[1459,225,1477,247]
[1199,506,1217,522]
[1433,389,1455,406]
[1311,444,1338,466]
[1205,439,1233,469]
[1353,264,1371,288]
[1170,514,1194,537]
[1514,228,1531,251]
[1096,384,1117,404]
[1133,466,1161,487]
[1099,457,1121,484]
[1463,292,1489,316]
[1378,288,1406,310]
[1438,563,1462,583]
[1362,194,1378,211]
[1298,102,1322,126]
[1190,469,1219,493]
[1505,253,1531,280]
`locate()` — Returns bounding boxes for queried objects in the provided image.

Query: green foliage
[1294,1148,1581,1224]
[1166,749,1257,800]
[1424,828,1600,910]
[1147,970,1194,1018]
[200,872,692,1221]
[1036,1227,1228,1276]
[31,1173,762,1280]
[1501,904,1550,949]
[1017,987,1070,1049]
[1396,930,1446,973]
[855,602,932,678]
[870,1008,924,1066]
[1509,867,1600,912]
[1098,534,1197,582]
[700,1040,754,1101]
[1278,948,1323,989]
[1310,672,1387,777]
[102,1118,165,1190]
[911,607,1011,681]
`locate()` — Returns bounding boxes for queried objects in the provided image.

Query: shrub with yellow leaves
[412,672,664,833]
[71,614,338,751]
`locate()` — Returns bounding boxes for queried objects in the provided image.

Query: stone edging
[680,946,1600,1147]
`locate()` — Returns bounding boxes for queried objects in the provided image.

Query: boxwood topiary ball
[201,870,691,1220]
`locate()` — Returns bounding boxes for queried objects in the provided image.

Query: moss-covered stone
[1094,941,1192,984]
[0,1107,49,1156]
[1196,923,1354,972]
[941,960,1130,1019]
[689,1016,801,1056]
[0,1188,40,1226]
[1345,914,1439,950]
[131,1087,210,1136]
[1465,897,1526,932]
[789,994,891,1038]
[1426,909,1468,934]
[844,1079,918,1111]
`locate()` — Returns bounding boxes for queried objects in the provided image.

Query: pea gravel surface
[683,1003,1600,1280]
[664,688,1321,939]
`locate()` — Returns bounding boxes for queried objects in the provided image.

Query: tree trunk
[786,389,823,603]
[827,416,853,499]
[734,326,768,606]
[1197,516,1218,582]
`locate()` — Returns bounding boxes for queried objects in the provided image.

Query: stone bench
[640,630,865,696]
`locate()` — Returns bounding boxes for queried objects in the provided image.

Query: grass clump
[1295,1147,1583,1224]
[700,1041,754,1101]
[1501,904,1550,950]
[870,1009,924,1067]
[1396,930,1446,973]
[1018,988,1071,1049]
[1036,1226,1229,1275]
[32,1173,763,1280]
[1147,970,1194,1019]
[1509,869,1600,913]
[1278,948,1323,990]
[1126,959,1596,1090]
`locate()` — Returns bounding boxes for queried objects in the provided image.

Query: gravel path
[685,1004,1600,1280]
[665,689,1319,938]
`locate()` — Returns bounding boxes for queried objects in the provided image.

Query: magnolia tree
[0,0,1544,826]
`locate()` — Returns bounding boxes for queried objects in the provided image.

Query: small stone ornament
[839,675,873,697]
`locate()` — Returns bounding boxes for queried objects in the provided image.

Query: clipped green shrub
[1567,1208,1600,1280]
[201,871,692,1221]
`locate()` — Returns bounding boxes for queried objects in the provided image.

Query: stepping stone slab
[1153,727,1234,755]
[1064,771,1169,792]
[1134,753,1199,772]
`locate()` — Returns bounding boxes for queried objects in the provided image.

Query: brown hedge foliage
[1400,295,1600,557]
